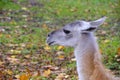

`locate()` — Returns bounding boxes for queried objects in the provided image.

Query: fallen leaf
[44,45,51,51]
[71,58,76,61]
[19,73,30,80]
[117,59,120,62]
[58,55,65,60]
[22,15,28,18]
[15,75,20,79]
[6,34,11,38]
[26,68,32,76]
[21,7,28,11]
[0,33,2,38]
[70,7,77,12]
[42,23,47,28]
[43,69,51,77]
[55,73,69,80]
[99,49,103,54]
[57,46,64,50]
[117,47,120,56]
[10,20,17,25]
[5,69,13,75]
[43,65,59,71]
[11,55,16,58]
[56,51,64,55]
[24,55,31,59]
[104,39,110,43]
[32,71,40,77]
[0,61,4,65]
[7,56,19,64]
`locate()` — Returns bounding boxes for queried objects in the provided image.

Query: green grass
[0,0,120,79]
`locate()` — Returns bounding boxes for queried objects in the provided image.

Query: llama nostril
[48,34,50,37]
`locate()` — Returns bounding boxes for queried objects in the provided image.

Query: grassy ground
[0,0,120,80]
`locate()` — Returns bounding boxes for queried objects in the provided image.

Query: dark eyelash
[63,29,70,34]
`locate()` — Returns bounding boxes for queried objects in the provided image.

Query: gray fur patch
[69,21,82,27]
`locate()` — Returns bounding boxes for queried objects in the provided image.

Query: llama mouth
[48,41,55,45]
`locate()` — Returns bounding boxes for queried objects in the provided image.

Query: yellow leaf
[5,69,13,75]
[43,69,51,77]
[55,73,68,80]
[19,73,30,80]
[117,47,120,56]
[0,33,3,38]
[24,55,31,58]
[104,39,110,43]
[10,20,17,25]
[11,55,16,58]
[0,61,4,65]
[58,55,65,60]
[6,34,11,38]
[71,58,76,61]
[26,44,33,48]
[22,7,28,11]
[10,50,21,54]
[70,7,77,12]
[44,45,51,51]
[32,71,40,77]
[99,49,103,54]
[15,75,20,79]
[26,68,32,76]
[42,23,47,28]
[57,46,64,50]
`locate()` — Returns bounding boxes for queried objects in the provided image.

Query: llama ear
[82,17,106,33]
[90,17,106,28]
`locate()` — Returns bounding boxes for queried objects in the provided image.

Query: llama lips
[48,41,55,45]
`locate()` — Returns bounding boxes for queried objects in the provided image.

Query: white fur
[47,17,120,80]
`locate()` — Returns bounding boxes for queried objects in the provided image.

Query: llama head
[47,17,106,47]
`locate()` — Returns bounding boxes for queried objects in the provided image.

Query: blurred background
[0,0,120,80]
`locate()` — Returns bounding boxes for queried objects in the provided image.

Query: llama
[46,17,120,80]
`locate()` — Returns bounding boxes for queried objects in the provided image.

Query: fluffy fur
[47,17,120,80]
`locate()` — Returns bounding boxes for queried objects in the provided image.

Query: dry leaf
[104,39,110,43]
[0,33,2,38]
[10,20,17,25]
[57,46,64,50]
[24,55,31,59]
[15,75,20,79]
[56,51,64,55]
[5,69,13,75]
[58,55,65,60]
[7,56,19,64]
[32,71,40,77]
[22,7,28,11]
[0,61,4,65]
[43,65,59,71]
[11,55,16,58]
[70,7,77,12]
[55,73,69,80]
[26,68,32,77]
[42,23,47,28]
[19,73,31,80]
[71,58,76,61]
[10,50,21,54]
[117,47,120,56]
[6,34,11,38]
[44,45,51,51]
[43,69,51,77]
[99,49,103,54]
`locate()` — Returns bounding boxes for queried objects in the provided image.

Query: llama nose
[48,31,56,37]
[48,34,50,37]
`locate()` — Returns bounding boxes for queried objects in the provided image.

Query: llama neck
[74,33,100,80]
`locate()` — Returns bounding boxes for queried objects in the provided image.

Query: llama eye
[63,29,70,34]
